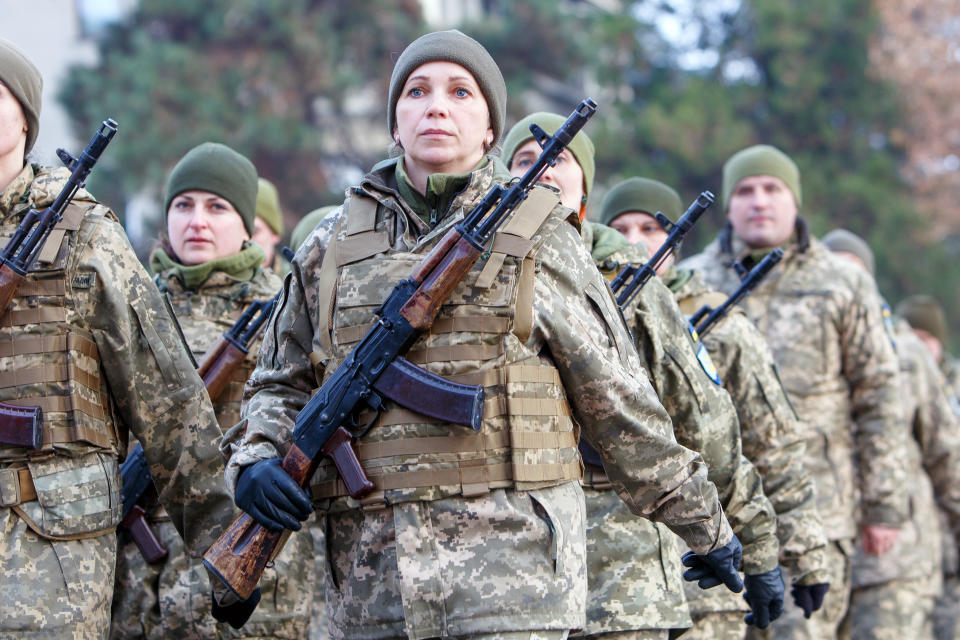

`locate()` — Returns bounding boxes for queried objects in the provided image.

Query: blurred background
[3,0,959,346]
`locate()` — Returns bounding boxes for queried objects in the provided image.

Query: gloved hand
[211,587,261,629]
[681,534,744,593]
[743,567,785,628]
[235,458,313,532]
[791,582,830,619]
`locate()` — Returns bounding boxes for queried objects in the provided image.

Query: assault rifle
[198,292,280,403]
[120,291,281,562]
[0,119,117,320]
[203,99,599,601]
[118,443,168,564]
[689,248,784,338]
[609,192,714,309]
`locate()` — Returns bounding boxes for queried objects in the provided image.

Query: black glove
[211,587,261,629]
[235,458,313,532]
[743,567,785,628]
[681,534,744,593]
[791,582,830,619]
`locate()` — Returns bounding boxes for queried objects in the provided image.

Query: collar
[150,241,265,290]
[0,163,35,218]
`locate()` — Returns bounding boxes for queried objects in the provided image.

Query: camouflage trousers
[746,540,851,640]
[110,517,314,639]
[0,506,115,640]
[323,483,587,640]
[932,576,959,640]
[849,576,937,640]
[670,611,744,640]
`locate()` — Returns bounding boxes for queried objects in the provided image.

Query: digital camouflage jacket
[681,219,908,541]
[227,157,732,639]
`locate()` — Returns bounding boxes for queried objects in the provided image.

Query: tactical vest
[0,201,117,454]
[310,186,582,504]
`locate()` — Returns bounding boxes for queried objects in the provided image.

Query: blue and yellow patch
[881,303,897,349]
[688,324,722,385]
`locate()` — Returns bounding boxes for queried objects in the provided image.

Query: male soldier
[896,294,960,640]
[253,177,283,269]
[224,31,743,640]
[597,176,831,637]
[823,229,960,640]
[502,114,783,639]
[0,38,242,638]
[681,144,908,639]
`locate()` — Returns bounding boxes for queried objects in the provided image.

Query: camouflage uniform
[111,263,313,639]
[933,355,960,640]
[669,267,830,635]
[578,222,779,639]
[847,319,960,640]
[0,165,235,639]
[227,157,734,640]
[681,218,908,639]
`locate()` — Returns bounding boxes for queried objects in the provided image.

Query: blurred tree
[59,0,424,252]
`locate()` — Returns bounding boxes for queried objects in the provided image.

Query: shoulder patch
[688,323,722,385]
[71,273,96,289]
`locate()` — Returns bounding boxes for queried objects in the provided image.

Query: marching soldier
[502,114,783,639]
[111,143,314,639]
[597,176,831,637]
[224,30,742,639]
[824,229,960,640]
[0,38,237,639]
[681,144,909,639]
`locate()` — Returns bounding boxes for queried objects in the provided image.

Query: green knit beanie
[388,30,506,145]
[164,142,258,236]
[598,177,682,227]
[896,295,949,345]
[822,228,875,276]
[501,112,595,199]
[290,205,337,252]
[722,144,802,212]
[0,38,42,155]
[256,178,283,235]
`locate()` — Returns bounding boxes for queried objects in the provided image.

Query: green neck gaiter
[150,242,265,290]
[395,156,489,226]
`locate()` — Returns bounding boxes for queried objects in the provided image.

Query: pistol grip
[321,426,375,499]
[122,505,168,564]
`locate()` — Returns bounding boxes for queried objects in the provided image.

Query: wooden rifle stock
[197,338,246,403]
[0,263,25,322]
[401,235,482,329]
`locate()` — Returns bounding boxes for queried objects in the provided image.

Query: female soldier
[110,142,314,639]
[225,30,741,640]
[0,38,236,639]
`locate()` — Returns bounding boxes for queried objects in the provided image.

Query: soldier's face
[394,61,494,179]
[609,211,673,275]
[509,140,584,214]
[727,175,798,249]
[0,81,27,165]
[251,216,279,266]
[167,190,250,265]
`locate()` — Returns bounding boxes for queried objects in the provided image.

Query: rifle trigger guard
[354,391,383,439]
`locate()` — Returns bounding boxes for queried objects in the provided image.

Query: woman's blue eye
[409,87,424,97]
[455,88,469,97]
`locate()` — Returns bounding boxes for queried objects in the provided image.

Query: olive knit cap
[722,144,802,211]
[0,38,42,155]
[896,295,949,345]
[502,112,596,198]
[164,142,258,236]
[256,178,284,235]
[388,30,506,145]
[598,177,683,228]
[822,228,875,276]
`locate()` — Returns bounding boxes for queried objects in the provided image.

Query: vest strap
[0,467,37,506]
[2,307,67,327]
[316,218,345,354]
[0,362,98,390]
[6,394,106,423]
[405,343,502,365]
[17,279,66,297]
[0,333,99,359]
